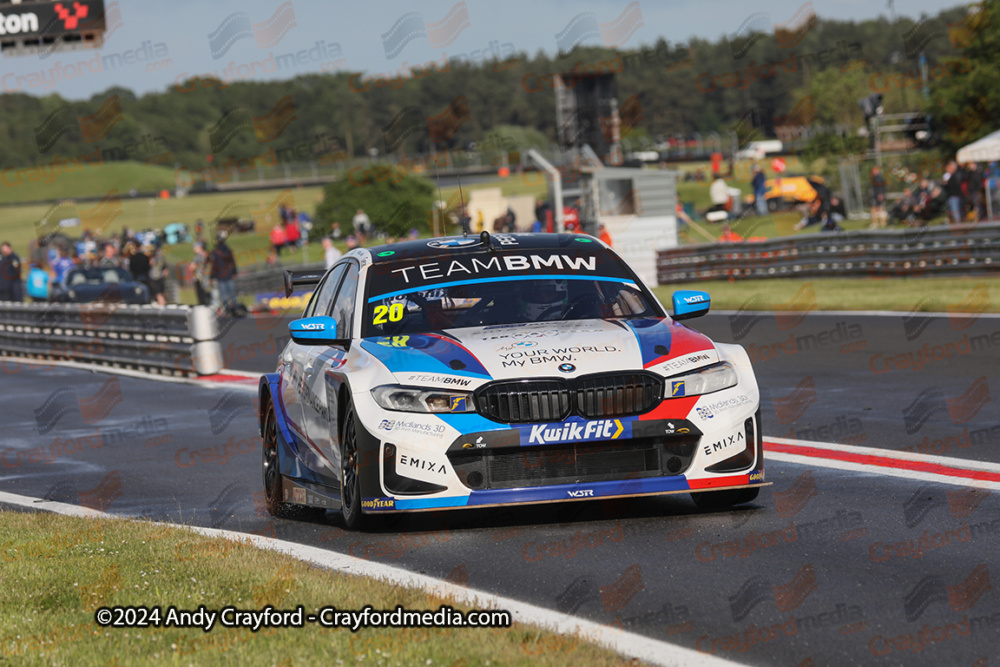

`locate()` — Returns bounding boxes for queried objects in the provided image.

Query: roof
[365,233,607,263]
[956,129,1000,164]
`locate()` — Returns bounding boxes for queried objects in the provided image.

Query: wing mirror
[671,290,711,320]
[288,316,350,347]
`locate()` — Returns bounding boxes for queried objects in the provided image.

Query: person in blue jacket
[26,263,49,302]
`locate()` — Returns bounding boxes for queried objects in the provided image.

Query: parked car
[50,267,150,305]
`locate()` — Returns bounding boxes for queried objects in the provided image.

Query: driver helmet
[521,279,568,320]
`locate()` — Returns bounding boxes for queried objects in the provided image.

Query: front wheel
[340,404,364,530]
[691,486,760,511]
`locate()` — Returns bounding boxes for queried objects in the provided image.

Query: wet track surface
[4,311,1000,665]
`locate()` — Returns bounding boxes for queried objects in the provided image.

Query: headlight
[371,385,475,413]
[666,362,738,397]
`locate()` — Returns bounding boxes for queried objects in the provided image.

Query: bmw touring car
[258,232,765,529]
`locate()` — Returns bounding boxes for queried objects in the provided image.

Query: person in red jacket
[270,224,287,256]
[598,224,613,247]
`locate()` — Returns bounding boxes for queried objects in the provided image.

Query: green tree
[929,0,1000,153]
[314,164,435,238]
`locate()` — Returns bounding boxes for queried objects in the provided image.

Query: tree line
[0,1,988,173]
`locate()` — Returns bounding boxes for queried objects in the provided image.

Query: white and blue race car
[258,232,765,529]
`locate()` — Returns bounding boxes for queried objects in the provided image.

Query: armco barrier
[658,222,1000,283]
[0,303,223,376]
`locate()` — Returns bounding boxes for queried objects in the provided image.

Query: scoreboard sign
[0,0,105,38]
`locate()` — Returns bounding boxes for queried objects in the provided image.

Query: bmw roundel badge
[558,363,576,373]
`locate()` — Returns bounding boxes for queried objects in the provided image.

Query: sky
[0,0,966,100]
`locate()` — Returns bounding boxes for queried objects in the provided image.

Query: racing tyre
[262,399,294,518]
[262,399,324,520]
[340,404,364,530]
[691,486,760,511]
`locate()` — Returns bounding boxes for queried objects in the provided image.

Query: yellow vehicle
[745,176,818,211]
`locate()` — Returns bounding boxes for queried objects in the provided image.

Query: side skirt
[281,475,343,511]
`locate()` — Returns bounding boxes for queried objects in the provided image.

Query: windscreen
[363,248,660,336]
[69,269,130,285]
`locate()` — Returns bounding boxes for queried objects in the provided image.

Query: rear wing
[283,269,326,297]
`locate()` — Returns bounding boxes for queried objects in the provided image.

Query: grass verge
[653,276,1000,313]
[0,509,638,666]
[0,162,178,205]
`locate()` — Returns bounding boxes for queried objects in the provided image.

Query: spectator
[795,176,833,230]
[943,161,965,224]
[189,242,211,306]
[563,205,581,232]
[98,243,119,268]
[76,230,97,260]
[52,247,76,284]
[284,215,301,248]
[0,242,24,302]
[751,164,767,216]
[352,209,371,242]
[147,245,168,305]
[322,237,342,270]
[531,217,543,233]
[331,222,343,241]
[457,206,472,235]
[888,188,917,226]
[534,199,551,231]
[718,224,743,243]
[707,173,730,219]
[599,224,613,247]
[129,244,151,288]
[830,195,847,221]
[26,263,49,302]
[917,186,947,224]
[208,232,239,315]
[345,235,359,251]
[870,166,887,228]
[119,241,135,271]
[676,202,695,232]
[270,223,287,256]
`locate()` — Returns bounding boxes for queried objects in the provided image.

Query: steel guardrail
[0,303,223,376]
[658,222,1000,283]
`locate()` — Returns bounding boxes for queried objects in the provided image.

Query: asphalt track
[3,310,1000,665]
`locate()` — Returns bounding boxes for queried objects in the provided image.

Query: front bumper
[355,392,766,514]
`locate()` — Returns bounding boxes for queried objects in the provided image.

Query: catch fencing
[657,221,1000,283]
[0,303,223,376]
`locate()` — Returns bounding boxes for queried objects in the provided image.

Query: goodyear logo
[450,396,468,412]
[749,470,765,482]
[361,498,395,510]
[670,380,686,397]
[523,418,628,445]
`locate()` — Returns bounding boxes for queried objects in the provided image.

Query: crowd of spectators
[15,228,172,305]
[881,161,995,227]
